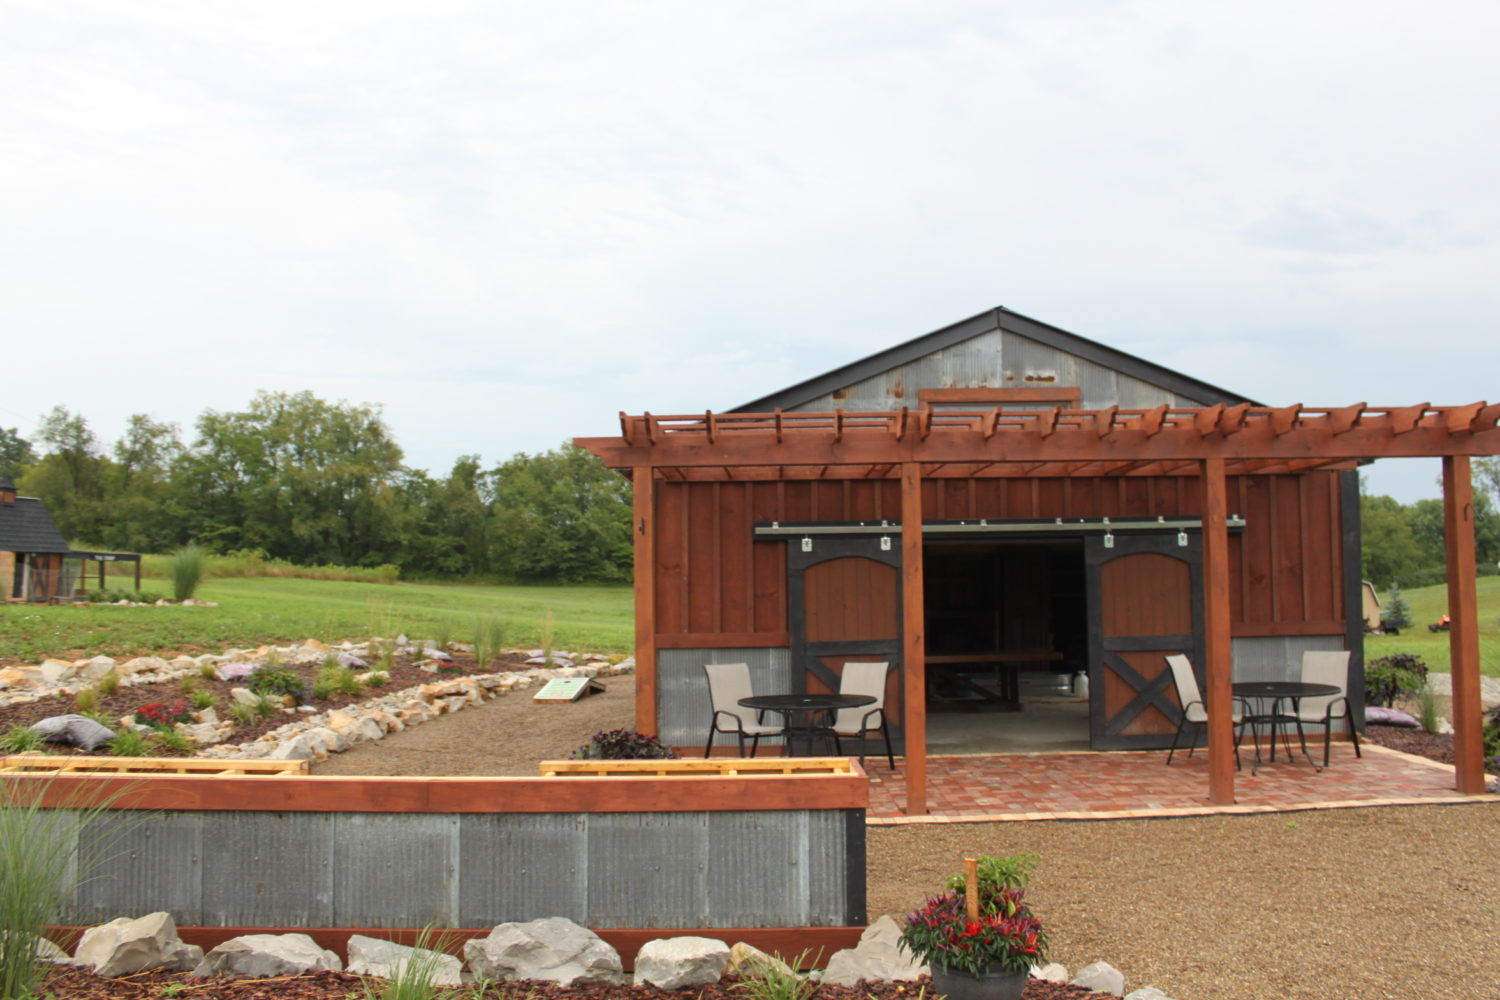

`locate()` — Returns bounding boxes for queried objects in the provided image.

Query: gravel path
[312,680,1500,1000]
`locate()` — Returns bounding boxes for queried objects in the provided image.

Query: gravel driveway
[312,678,1500,1000]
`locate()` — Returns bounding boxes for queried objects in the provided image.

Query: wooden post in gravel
[1200,457,1235,805]
[1443,455,1485,794]
[964,857,979,919]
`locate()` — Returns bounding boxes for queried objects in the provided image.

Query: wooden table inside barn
[925,650,1064,707]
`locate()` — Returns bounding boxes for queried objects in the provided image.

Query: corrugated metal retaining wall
[38,773,870,935]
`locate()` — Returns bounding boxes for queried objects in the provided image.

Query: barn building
[575,306,1495,811]
[0,476,72,602]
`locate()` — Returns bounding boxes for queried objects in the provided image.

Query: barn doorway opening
[923,539,1091,753]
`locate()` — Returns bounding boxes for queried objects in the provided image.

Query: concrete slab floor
[926,697,1092,754]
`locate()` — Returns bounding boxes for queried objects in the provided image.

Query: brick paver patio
[863,742,1498,823]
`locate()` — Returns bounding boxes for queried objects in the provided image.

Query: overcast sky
[4,1,1496,502]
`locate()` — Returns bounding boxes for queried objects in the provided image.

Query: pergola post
[900,462,928,815]
[632,467,658,738]
[1442,456,1485,794]
[1200,458,1236,804]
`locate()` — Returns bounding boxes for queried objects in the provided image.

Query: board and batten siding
[649,471,1348,648]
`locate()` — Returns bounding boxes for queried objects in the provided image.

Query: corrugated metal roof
[732,305,1258,412]
[0,496,69,553]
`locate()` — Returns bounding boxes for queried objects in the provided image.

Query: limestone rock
[462,917,625,986]
[192,933,342,977]
[119,656,172,676]
[39,659,78,684]
[822,915,927,985]
[73,913,203,977]
[78,656,117,681]
[0,668,38,689]
[1124,988,1173,1000]
[1073,962,1126,996]
[345,934,462,986]
[34,937,71,964]
[29,714,117,751]
[633,937,730,989]
[726,942,795,979]
[229,687,261,706]
[266,732,328,761]
[1032,962,1069,983]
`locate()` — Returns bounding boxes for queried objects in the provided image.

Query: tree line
[0,392,632,583]
[1360,463,1500,591]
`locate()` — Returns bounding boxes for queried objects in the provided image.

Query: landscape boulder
[38,659,78,684]
[822,915,927,985]
[29,714,117,751]
[346,935,461,985]
[633,936,730,989]
[119,656,172,676]
[1073,962,1127,996]
[463,917,625,986]
[74,912,203,977]
[726,942,795,979]
[1032,962,1070,983]
[1124,988,1174,1000]
[192,933,342,978]
[77,656,117,681]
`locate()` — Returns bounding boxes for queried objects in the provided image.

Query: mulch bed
[1362,723,1457,764]
[0,649,542,753]
[38,967,1120,1000]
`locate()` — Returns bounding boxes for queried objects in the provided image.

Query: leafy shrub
[570,729,678,760]
[1364,653,1429,707]
[900,854,1048,976]
[1483,704,1500,775]
[134,701,195,729]
[84,588,164,604]
[170,544,208,601]
[246,666,310,705]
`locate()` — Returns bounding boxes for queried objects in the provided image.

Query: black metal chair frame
[832,706,896,770]
[1166,695,1246,771]
[1301,696,1363,768]
[703,707,783,758]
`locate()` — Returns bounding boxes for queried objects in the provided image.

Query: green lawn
[1363,575,1500,675]
[0,576,634,661]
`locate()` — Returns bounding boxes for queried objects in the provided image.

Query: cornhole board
[532,677,605,702]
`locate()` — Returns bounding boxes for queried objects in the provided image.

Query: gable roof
[731,305,1259,413]
[0,496,70,553]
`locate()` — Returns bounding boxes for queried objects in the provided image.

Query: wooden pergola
[578,402,1498,812]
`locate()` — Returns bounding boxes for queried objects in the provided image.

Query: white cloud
[1,1,1496,505]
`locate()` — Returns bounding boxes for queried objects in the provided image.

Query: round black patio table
[738,693,877,757]
[1231,681,1341,773]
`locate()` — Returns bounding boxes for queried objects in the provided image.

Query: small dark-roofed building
[0,476,73,602]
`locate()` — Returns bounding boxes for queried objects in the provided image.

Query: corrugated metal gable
[734,305,1255,412]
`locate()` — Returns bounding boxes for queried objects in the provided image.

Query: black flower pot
[929,964,1029,1000]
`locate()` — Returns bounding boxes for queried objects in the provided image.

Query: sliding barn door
[788,537,904,751]
[1086,533,1203,749]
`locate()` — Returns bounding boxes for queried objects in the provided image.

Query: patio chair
[703,662,784,758]
[1293,649,1361,767]
[830,660,896,769]
[1165,654,1244,768]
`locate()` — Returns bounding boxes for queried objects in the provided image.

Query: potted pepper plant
[898,853,1048,1000]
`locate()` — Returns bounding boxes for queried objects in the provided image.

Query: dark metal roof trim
[0,497,71,553]
[730,305,1259,412]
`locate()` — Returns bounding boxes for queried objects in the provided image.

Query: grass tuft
[360,927,456,1000]
[169,544,209,602]
[108,729,149,757]
[0,725,45,754]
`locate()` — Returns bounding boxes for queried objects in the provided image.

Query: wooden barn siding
[651,472,1345,646]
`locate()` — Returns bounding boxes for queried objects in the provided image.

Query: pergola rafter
[579,402,1496,814]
